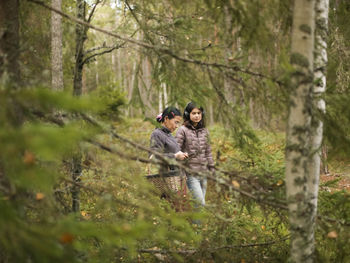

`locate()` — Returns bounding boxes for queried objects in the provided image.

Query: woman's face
[163,115,182,132]
[190,107,202,125]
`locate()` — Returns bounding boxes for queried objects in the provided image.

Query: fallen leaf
[276,180,284,186]
[327,231,338,239]
[231,180,240,188]
[59,233,74,244]
[35,193,45,200]
[219,156,227,162]
[80,211,90,219]
[23,150,35,165]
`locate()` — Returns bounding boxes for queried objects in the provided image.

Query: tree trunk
[51,0,63,91]
[314,0,329,177]
[158,89,163,113]
[285,0,316,262]
[73,0,86,96]
[0,0,20,84]
[128,60,137,117]
[95,59,99,87]
[0,2,20,260]
[138,56,156,118]
[162,83,168,107]
[71,0,86,213]
[208,101,214,126]
[223,4,236,105]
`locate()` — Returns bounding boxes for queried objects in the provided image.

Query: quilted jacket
[175,123,215,173]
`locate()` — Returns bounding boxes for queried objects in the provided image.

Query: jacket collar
[184,121,203,131]
[160,126,171,134]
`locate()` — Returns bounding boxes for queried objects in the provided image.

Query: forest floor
[320,157,350,192]
[320,171,350,192]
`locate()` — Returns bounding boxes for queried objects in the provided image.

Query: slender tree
[285,0,317,262]
[314,0,329,179]
[309,0,329,219]
[51,0,63,91]
[73,0,86,96]
[0,0,20,84]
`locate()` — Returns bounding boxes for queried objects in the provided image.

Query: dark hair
[183,102,205,128]
[156,106,181,123]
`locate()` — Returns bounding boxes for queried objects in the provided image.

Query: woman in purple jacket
[175,102,215,207]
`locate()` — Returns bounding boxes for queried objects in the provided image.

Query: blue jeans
[186,176,207,207]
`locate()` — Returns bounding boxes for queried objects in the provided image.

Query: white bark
[95,59,99,87]
[128,60,137,116]
[286,0,316,262]
[308,0,329,235]
[111,52,116,83]
[158,89,163,113]
[162,82,168,107]
[51,0,63,91]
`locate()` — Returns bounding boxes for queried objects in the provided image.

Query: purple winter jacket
[175,123,215,173]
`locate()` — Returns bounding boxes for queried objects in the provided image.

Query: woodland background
[0,0,349,262]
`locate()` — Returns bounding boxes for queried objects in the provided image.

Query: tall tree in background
[0,0,20,84]
[285,0,317,262]
[51,0,63,91]
[71,0,87,212]
[73,0,87,96]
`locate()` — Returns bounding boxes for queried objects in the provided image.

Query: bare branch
[82,44,123,65]
[86,0,101,23]
[85,43,122,54]
[27,0,275,81]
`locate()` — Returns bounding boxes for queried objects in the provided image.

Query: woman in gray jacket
[175,102,215,207]
[150,107,188,198]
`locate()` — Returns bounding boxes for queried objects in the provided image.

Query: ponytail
[156,106,181,123]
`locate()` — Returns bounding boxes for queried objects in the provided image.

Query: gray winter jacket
[150,127,180,172]
[175,123,215,173]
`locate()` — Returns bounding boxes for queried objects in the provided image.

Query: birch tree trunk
[307,0,329,249]
[95,59,99,87]
[314,0,329,177]
[285,0,316,262]
[51,0,63,91]
[158,89,163,113]
[162,83,168,107]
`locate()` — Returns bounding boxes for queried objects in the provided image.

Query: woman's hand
[175,151,188,160]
